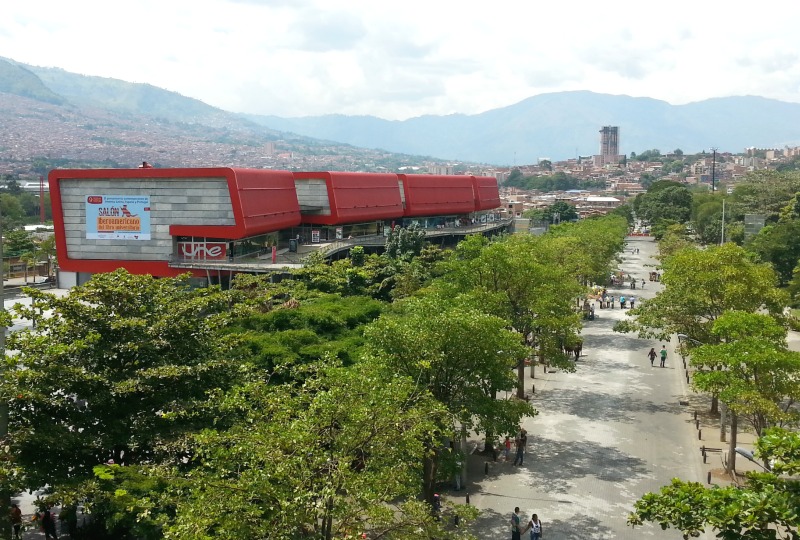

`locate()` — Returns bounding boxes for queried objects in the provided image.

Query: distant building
[599,126,621,165]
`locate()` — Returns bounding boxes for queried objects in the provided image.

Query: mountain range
[247,92,800,165]
[3,56,800,167]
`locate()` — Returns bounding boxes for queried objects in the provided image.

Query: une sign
[178,242,227,260]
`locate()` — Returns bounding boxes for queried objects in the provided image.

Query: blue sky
[3,0,800,120]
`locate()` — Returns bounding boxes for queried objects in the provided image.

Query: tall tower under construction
[599,126,620,164]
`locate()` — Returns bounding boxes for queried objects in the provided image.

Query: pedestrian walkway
[460,235,708,539]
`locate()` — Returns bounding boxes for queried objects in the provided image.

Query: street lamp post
[735,447,770,472]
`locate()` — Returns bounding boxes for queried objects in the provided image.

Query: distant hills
[246,92,800,165]
[3,56,800,167]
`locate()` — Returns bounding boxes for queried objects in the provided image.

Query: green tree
[634,149,662,161]
[2,228,35,256]
[365,293,534,503]
[690,311,800,472]
[38,234,57,278]
[616,243,786,346]
[615,244,788,414]
[638,184,693,224]
[385,224,426,261]
[440,234,584,397]
[505,168,523,185]
[629,428,800,539]
[543,201,578,223]
[227,293,383,374]
[656,223,694,259]
[1,271,240,502]
[19,250,37,284]
[0,195,27,229]
[152,360,473,540]
[730,169,800,220]
[746,220,800,286]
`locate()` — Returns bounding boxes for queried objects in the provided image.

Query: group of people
[503,429,528,466]
[598,291,635,310]
[9,503,63,540]
[511,507,543,540]
[647,346,668,367]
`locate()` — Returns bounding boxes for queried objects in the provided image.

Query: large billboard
[85,195,151,240]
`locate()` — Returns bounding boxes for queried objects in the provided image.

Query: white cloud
[2,0,800,120]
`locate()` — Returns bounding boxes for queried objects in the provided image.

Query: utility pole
[721,199,726,245]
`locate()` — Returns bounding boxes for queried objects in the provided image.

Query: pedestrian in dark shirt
[42,505,59,540]
[10,504,22,540]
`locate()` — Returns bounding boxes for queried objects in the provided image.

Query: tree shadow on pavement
[522,437,649,494]
[534,387,684,423]
[467,508,507,539]
[546,513,616,539]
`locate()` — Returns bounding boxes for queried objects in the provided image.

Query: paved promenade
[463,235,707,539]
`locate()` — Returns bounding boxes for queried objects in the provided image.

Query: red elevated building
[48,167,503,285]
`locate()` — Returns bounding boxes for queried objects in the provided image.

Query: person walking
[648,347,657,367]
[641,278,645,289]
[660,345,668,368]
[510,507,523,540]
[10,504,22,540]
[629,296,635,309]
[524,513,543,540]
[42,505,59,540]
[513,433,525,466]
[503,435,512,461]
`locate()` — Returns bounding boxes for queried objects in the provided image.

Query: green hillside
[26,65,227,123]
[0,58,65,105]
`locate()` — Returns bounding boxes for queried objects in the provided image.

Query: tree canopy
[616,243,787,344]
[2,270,239,492]
[629,428,800,539]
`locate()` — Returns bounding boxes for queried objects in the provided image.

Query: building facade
[50,167,504,286]
[599,126,620,165]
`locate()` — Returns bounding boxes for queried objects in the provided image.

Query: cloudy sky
[2,0,800,120]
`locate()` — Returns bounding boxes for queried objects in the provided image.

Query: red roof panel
[399,174,477,216]
[294,172,403,225]
[472,176,501,211]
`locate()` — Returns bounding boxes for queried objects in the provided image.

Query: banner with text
[85,195,151,240]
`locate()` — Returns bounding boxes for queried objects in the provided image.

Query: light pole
[735,447,770,472]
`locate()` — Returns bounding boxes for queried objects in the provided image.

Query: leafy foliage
[162,360,471,539]
[616,243,787,344]
[629,428,800,539]
[689,311,800,437]
[747,220,800,286]
[637,183,693,224]
[365,293,534,500]
[1,270,240,492]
